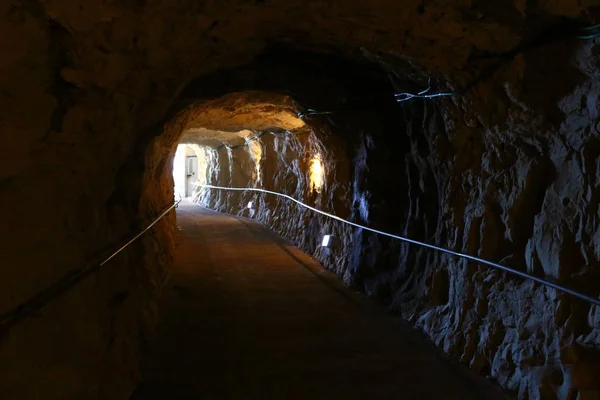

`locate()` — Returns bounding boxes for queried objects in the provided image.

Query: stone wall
[2,0,600,398]
[198,85,600,398]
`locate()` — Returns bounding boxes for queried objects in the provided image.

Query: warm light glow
[309,155,325,193]
[195,145,210,186]
[247,139,262,182]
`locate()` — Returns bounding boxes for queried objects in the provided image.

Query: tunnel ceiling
[4,0,596,181]
[166,46,427,153]
[179,128,253,148]
[176,92,306,147]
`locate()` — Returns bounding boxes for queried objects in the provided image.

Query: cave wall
[2,0,600,399]
[201,128,356,277]
[197,77,600,399]
[423,43,600,398]
[196,99,444,301]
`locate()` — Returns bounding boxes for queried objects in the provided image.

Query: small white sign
[247,201,254,209]
[322,235,332,247]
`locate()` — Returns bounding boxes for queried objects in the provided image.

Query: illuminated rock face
[2,1,600,399]
[189,52,600,399]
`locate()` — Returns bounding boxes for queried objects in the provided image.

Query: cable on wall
[0,199,182,336]
[197,183,600,308]
[394,78,457,102]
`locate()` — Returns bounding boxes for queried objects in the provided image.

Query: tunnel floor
[132,201,507,399]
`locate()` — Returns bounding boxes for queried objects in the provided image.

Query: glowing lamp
[309,155,325,193]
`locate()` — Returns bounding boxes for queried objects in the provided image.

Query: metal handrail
[0,199,182,336]
[198,184,600,308]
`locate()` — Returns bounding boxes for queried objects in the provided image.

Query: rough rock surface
[193,57,600,399]
[2,0,600,399]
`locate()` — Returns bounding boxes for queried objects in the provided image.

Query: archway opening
[172,143,213,200]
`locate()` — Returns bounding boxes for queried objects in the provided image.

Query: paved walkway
[132,202,507,399]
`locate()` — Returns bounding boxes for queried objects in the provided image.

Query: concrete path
[132,202,507,399]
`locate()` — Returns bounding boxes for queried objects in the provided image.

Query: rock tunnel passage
[132,201,507,400]
[5,2,600,399]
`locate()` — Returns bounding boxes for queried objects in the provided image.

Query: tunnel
[2,1,600,399]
